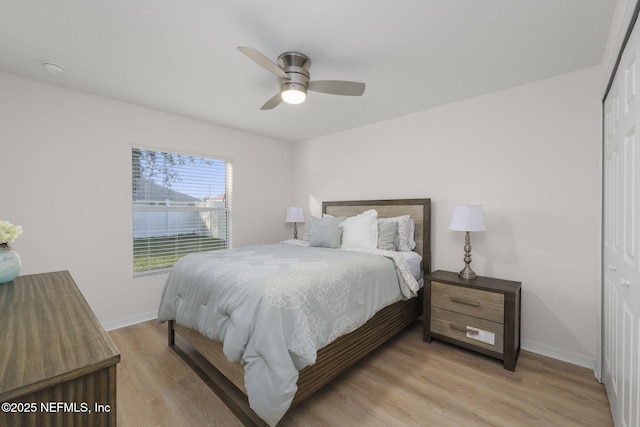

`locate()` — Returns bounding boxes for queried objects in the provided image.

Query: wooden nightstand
[424,270,521,371]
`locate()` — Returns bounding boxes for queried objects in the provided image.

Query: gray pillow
[309,226,343,248]
[303,216,347,241]
[377,221,397,251]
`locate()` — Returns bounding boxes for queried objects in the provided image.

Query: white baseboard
[522,338,596,371]
[102,310,157,331]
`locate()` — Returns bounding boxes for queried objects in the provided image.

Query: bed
[159,198,431,426]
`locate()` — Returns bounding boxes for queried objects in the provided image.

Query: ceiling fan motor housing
[278,52,311,92]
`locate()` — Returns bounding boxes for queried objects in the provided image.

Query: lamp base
[458,231,478,280]
[458,265,477,280]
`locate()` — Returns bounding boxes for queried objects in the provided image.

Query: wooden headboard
[323,198,431,273]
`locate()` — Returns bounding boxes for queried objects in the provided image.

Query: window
[132,147,232,275]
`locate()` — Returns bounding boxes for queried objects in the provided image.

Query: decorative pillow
[378,215,414,251]
[303,216,347,241]
[377,221,397,251]
[309,226,343,248]
[408,218,417,250]
[339,209,378,249]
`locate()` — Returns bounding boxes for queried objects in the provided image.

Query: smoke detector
[42,61,65,75]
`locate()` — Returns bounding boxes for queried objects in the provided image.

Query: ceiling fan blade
[260,92,283,110]
[308,80,366,96]
[237,47,288,79]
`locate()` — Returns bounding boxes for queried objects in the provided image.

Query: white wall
[0,72,292,328]
[292,66,602,368]
[0,64,605,367]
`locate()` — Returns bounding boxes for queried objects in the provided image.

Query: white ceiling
[0,1,616,143]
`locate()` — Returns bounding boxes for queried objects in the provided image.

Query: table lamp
[448,204,486,280]
[285,207,305,239]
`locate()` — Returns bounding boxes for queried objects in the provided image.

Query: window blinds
[132,147,231,275]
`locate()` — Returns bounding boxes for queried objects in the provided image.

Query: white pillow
[339,209,378,249]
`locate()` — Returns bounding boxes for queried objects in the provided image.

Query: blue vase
[0,246,21,284]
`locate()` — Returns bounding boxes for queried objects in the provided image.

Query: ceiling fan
[237,47,366,110]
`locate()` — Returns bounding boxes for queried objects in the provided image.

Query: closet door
[603,15,640,427]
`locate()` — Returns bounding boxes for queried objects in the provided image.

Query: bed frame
[168,198,431,426]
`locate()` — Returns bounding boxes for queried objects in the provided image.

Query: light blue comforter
[158,243,418,426]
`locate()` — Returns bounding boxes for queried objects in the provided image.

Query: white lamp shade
[448,204,487,232]
[285,207,305,223]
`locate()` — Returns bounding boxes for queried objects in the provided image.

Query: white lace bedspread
[157,243,418,426]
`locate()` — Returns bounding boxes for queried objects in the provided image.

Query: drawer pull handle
[449,323,478,335]
[450,297,480,307]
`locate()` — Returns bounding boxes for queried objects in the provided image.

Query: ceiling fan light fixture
[281,89,306,104]
[281,84,307,104]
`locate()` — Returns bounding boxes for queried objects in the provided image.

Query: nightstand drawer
[431,307,504,354]
[432,281,504,323]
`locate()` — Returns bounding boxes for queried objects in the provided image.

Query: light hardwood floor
[109,320,612,426]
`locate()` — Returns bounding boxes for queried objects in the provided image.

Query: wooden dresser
[424,270,521,371]
[0,271,120,426]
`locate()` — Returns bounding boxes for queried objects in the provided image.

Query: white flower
[0,220,23,245]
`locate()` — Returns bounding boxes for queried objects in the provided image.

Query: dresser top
[0,271,120,400]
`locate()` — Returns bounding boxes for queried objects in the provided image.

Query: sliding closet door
[603,13,640,427]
